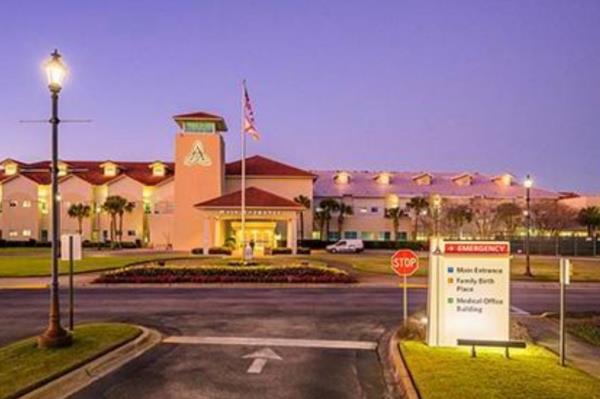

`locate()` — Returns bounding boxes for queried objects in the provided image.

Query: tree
[102,195,136,247]
[337,203,353,236]
[385,207,408,241]
[470,198,497,239]
[293,195,311,240]
[576,206,600,256]
[531,200,577,255]
[495,202,522,238]
[406,197,429,240]
[318,198,339,241]
[445,204,473,239]
[67,203,91,235]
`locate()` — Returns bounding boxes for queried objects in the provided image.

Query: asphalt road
[1,286,599,398]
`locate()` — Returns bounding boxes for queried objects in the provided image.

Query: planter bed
[93,265,356,284]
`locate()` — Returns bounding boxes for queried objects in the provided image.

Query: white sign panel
[427,240,510,347]
[61,234,82,261]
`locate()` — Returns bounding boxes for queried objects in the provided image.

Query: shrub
[271,247,293,255]
[94,264,356,284]
[208,247,232,255]
[297,247,311,255]
[191,248,204,255]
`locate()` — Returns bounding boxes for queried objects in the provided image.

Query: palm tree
[67,203,91,235]
[445,204,473,239]
[337,203,353,236]
[406,197,429,240]
[102,196,135,247]
[293,195,311,240]
[385,207,408,241]
[577,206,600,256]
[319,198,340,241]
[495,202,522,238]
[118,200,136,244]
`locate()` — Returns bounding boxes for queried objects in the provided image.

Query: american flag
[243,81,261,141]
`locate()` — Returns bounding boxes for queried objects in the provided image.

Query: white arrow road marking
[243,347,282,374]
[163,336,377,350]
[510,306,531,315]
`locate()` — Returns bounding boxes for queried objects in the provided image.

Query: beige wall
[226,176,314,239]
[0,176,41,240]
[59,176,94,239]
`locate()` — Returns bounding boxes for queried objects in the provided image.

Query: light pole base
[38,327,72,348]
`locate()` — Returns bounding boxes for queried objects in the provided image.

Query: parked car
[326,239,364,253]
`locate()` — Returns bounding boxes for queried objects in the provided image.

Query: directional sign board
[427,239,510,347]
[391,249,420,277]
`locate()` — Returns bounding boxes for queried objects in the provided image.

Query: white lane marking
[510,306,531,315]
[163,336,377,351]
[243,348,282,374]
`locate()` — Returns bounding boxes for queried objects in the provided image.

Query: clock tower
[172,112,227,250]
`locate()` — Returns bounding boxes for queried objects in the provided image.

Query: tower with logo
[173,112,227,250]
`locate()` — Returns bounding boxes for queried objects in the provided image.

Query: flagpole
[241,80,246,262]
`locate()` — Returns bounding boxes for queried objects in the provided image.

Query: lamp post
[38,50,72,348]
[524,175,533,277]
[429,194,442,254]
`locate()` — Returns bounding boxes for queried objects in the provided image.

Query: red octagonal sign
[391,249,420,277]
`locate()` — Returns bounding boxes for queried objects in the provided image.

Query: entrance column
[202,217,210,255]
[287,216,298,255]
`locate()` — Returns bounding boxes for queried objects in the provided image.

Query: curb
[388,330,421,399]
[20,325,162,399]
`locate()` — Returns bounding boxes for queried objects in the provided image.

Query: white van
[326,239,364,253]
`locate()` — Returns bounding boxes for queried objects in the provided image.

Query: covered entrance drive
[195,187,303,255]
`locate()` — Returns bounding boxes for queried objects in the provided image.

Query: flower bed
[93,264,356,284]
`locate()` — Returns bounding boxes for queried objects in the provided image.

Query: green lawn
[0,323,140,399]
[316,252,600,282]
[565,316,600,347]
[0,253,178,277]
[400,340,600,399]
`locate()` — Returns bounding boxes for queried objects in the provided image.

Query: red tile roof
[226,155,315,178]
[195,187,303,209]
[0,160,174,186]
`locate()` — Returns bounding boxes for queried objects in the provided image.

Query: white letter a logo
[184,140,212,167]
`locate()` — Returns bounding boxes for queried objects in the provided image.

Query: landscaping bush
[297,247,311,255]
[363,240,427,251]
[94,265,356,284]
[271,247,293,255]
[191,248,204,255]
[208,247,232,255]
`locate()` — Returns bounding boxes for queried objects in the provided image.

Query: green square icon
[447,298,454,304]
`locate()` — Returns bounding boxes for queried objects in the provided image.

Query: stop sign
[391,249,419,277]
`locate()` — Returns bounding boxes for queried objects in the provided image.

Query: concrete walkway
[517,315,600,380]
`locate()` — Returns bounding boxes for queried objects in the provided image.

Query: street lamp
[429,194,442,254]
[523,175,533,277]
[38,50,72,348]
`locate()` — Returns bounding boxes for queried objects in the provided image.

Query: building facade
[0,111,592,252]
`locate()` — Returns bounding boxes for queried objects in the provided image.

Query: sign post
[391,250,420,326]
[61,234,82,331]
[559,258,571,367]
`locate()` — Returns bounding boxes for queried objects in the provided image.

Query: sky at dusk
[1,1,599,193]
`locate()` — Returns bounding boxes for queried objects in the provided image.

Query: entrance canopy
[194,187,303,254]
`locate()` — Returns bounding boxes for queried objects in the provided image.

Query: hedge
[298,239,427,251]
[94,265,356,284]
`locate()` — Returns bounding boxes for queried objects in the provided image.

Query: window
[370,207,379,214]
[9,200,17,208]
[41,230,48,242]
[22,229,31,237]
[361,231,376,241]
[359,207,368,214]
[9,230,18,237]
[344,231,358,239]
[379,231,391,241]
[183,121,216,133]
[328,232,340,241]
[128,230,136,237]
[22,200,32,208]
